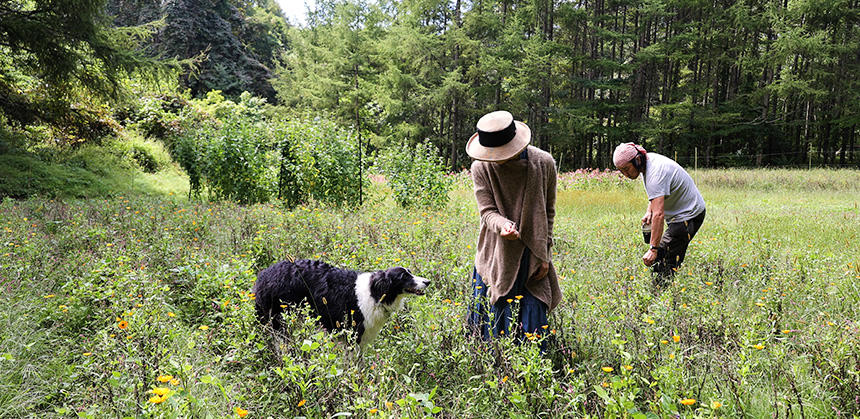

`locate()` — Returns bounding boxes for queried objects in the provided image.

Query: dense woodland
[1,0,858,171]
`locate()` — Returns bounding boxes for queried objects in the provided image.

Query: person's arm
[473,164,519,240]
[546,158,557,249]
[642,196,665,266]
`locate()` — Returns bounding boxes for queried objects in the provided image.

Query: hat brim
[466,121,531,162]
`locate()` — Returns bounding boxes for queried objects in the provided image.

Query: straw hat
[465,111,531,162]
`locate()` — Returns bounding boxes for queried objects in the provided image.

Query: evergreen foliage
[106,0,290,101]
[276,0,860,169]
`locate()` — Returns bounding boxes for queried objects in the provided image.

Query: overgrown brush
[0,171,858,417]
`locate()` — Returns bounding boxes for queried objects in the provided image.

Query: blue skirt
[468,247,548,342]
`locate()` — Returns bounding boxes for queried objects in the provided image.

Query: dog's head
[370,267,430,306]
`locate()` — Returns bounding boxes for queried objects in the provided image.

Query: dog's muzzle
[405,276,430,296]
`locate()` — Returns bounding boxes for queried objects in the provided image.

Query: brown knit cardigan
[471,146,562,311]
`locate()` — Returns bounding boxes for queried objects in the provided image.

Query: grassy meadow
[1,169,858,418]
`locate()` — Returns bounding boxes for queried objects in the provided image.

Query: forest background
[1,0,858,187]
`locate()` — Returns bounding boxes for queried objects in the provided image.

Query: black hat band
[477,120,517,148]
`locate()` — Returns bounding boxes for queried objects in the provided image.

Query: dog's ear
[369,270,392,303]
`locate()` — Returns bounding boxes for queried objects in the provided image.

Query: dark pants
[653,210,706,279]
[468,248,549,343]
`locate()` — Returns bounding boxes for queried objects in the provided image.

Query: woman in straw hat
[466,110,562,343]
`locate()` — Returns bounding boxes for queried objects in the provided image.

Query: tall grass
[0,169,858,417]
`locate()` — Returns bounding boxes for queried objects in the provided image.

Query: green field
[1,169,858,418]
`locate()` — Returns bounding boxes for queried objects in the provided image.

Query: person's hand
[642,248,658,266]
[533,261,549,280]
[641,211,653,226]
[500,222,520,240]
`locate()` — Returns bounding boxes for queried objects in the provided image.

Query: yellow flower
[83,352,92,356]
[514,295,523,300]
[623,365,633,371]
[711,401,722,409]
[43,294,56,298]
[235,407,248,417]
[148,395,166,404]
[672,335,680,343]
[170,379,179,386]
[754,344,765,350]
[151,387,170,396]
[118,320,128,330]
[501,375,509,383]
[680,398,696,406]
[167,312,175,317]
[601,366,614,373]
[297,399,306,407]
[369,408,379,414]
[198,325,209,330]
[660,339,669,345]
[782,330,791,334]
[157,375,173,383]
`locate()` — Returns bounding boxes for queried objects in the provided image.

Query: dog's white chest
[355,273,405,345]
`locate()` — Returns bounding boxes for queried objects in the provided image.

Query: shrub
[272,117,367,208]
[375,141,451,209]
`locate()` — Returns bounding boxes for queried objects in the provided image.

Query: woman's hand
[500,222,520,240]
[533,261,549,280]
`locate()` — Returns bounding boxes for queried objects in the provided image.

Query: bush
[375,141,451,209]
[272,117,368,208]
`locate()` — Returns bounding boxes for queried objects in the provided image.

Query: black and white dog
[252,259,430,346]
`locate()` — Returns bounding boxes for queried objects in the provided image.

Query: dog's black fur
[252,259,429,345]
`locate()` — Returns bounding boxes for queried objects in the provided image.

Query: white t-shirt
[642,153,705,223]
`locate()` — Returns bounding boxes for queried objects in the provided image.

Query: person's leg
[653,211,706,281]
[467,268,492,340]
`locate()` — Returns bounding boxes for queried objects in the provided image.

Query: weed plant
[0,170,858,418]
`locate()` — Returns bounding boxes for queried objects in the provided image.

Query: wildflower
[83,352,92,356]
[198,325,209,330]
[167,312,175,317]
[754,344,764,350]
[298,399,306,407]
[43,294,55,298]
[148,395,166,404]
[170,379,179,386]
[660,339,668,345]
[601,366,613,373]
[782,330,791,334]
[157,375,173,383]
[369,408,379,414]
[711,401,722,409]
[235,407,248,417]
[672,335,680,343]
[514,295,523,300]
[118,321,128,329]
[151,387,170,396]
[680,398,696,406]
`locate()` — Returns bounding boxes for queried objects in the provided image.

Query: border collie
[252,259,430,346]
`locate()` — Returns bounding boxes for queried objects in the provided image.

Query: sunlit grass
[0,169,857,417]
